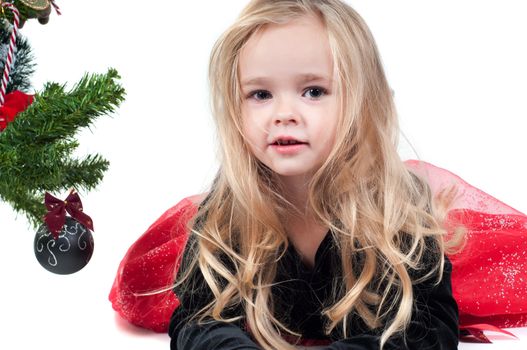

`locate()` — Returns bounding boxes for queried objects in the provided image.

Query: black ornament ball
[34,216,94,274]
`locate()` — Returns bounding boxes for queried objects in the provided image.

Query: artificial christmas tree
[1,1,126,273]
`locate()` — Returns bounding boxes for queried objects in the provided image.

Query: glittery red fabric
[109,160,527,334]
[406,160,527,328]
[109,196,198,332]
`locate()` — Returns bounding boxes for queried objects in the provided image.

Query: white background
[0,1,526,349]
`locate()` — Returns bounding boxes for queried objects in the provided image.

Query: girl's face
[239,14,338,185]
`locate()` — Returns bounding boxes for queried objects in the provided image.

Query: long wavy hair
[176,1,464,349]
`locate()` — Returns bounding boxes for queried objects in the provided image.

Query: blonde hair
[176,0,464,349]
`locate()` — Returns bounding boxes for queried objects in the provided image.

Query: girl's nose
[274,112,298,126]
[273,94,300,125]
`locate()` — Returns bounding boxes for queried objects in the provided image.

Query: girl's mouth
[272,140,307,146]
[270,142,308,155]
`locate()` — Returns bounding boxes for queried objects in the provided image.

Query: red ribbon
[0,90,34,131]
[459,323,518,343]
[43,189,94,239]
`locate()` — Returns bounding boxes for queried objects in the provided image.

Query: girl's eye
[303,86,327,99]
[249,90,272,101]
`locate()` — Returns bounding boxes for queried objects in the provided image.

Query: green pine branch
[4,68,125,145]
[0,182,42,227]
[51,153,110,192]
[0,68,126,227]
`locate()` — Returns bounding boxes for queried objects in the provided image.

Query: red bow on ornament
[0,90,34,131]
[43,189,94,239]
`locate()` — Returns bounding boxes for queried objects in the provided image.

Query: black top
[169,230,459,350]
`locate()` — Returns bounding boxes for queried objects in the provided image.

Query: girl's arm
[324,254,459,350]
[168,233,260,350]
[173,318,260,350]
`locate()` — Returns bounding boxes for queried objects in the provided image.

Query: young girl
[166,0,462,349]
[109,0,527,347]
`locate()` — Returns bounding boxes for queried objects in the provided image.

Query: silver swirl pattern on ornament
[35,219,90,267]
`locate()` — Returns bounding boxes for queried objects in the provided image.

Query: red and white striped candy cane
[50,1,61,16]
[0,1,20,106]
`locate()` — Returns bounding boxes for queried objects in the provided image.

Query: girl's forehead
[239,14,334,86]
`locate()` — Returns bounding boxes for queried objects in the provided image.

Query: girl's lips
[270,143,308,155]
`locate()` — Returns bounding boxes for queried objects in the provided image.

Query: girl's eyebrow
[241,73,332,87]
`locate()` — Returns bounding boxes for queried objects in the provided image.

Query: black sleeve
[168,232,260,350]
[324,254,459,350]
[175,320,260,350]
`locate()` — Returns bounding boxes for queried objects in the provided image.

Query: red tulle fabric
[109,160,527,336]
[405,160,527,328]
[109,195,198,332]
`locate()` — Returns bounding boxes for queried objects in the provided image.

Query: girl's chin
[273,168,317,180]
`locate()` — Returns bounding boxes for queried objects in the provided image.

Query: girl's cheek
[248,110,266,125]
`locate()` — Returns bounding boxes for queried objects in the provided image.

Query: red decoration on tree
[43,189,94,239]
[0,90,34,131]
